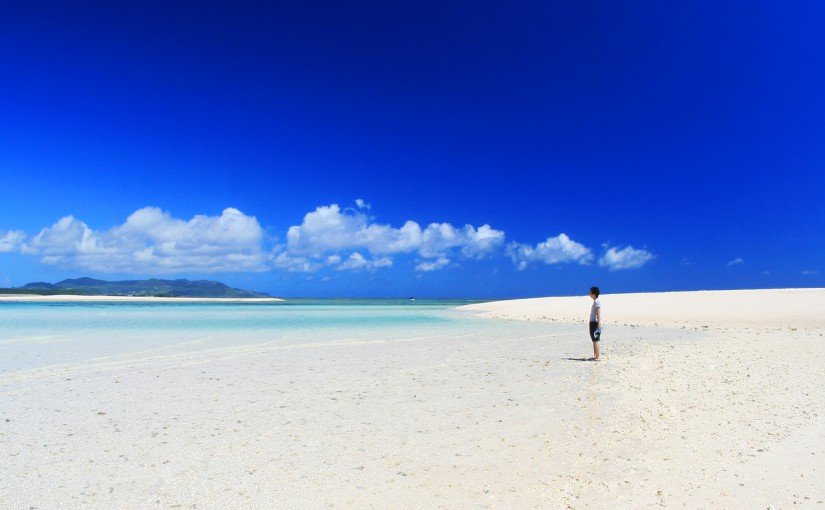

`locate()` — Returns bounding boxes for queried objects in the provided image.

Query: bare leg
[592,341,600,360]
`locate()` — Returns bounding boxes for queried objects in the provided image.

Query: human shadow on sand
[564,357,600,362]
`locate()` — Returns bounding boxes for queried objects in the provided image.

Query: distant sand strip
[0,294,283,303]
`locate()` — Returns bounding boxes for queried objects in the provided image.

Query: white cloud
[26,207,268,273]
[338,252,369,270]
[286,204,418,257]
[5,201,659,279]
[598,245,655,271]
[0,229,26,253]
[462,224,506,259]
[336,252,393,271]
[415,257,451,272]
[419,223,505,259]
[727,258,745,267]
[284,203,505,271]
[373,257,393,269]
[508,233,593,270]
[273,252,321,273]
[802,269,819,275]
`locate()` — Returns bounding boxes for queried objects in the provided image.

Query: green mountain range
[3,277,271,298]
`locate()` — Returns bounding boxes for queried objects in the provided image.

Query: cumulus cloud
[336,252,393,271]
[461,225,506,259]
[508,233,593,270]
[419,223,506,259]
[598,245,655,271]
[25,207,268,273]
[727,258,744,267]
[416,257,451,272]
[0,229,26,253]
[284,203,505,271]
[3,200,658,277]
[273,252,321,273]
[286,204,418,257]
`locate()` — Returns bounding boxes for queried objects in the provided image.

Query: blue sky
[1,1,823,298]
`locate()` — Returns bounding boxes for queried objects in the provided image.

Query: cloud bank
[1,201,655,275]
[21,207,267,273]
[278,203,506,272]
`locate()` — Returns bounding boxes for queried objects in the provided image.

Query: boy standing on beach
[589,286,602,361]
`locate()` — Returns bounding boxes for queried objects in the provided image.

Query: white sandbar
[1,289,823,508]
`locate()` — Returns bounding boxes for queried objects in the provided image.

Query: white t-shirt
[590,298,601,322]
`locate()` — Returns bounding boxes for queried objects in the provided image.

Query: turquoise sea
[0,299,536,374]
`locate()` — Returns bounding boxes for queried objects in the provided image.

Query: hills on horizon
[3,277,272,298]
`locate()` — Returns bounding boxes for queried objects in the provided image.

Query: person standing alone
[589,286,602,361]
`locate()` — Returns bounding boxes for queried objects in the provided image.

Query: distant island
[0,277,272,299]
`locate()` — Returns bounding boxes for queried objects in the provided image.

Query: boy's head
[590,286,600,298]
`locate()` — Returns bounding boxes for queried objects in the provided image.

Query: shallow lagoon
[0,299,552,373]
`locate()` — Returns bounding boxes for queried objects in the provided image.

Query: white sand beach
[461,288,825,508]
[461,288,824,329]
[1,289,823,509]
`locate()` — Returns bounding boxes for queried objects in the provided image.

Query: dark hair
[590,286,600,297]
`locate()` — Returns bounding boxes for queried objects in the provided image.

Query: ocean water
[0,299,551,374]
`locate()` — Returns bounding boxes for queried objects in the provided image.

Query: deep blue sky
[1,1,823,298]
